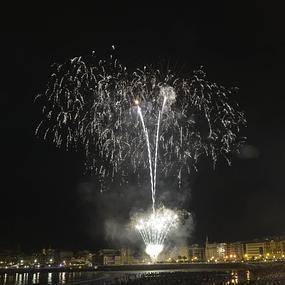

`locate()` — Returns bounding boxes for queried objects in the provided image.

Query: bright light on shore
[133,207,179,262]
[145,244,164,261]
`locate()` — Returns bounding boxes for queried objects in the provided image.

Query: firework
[133,207,179,262]
[35,49,246,202]
[36,49,246,260]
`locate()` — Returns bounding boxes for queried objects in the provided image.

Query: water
[1,268,285,285]
[0,271,141,285]
[0,271,111,285]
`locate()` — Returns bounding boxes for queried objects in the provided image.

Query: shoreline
[1,261,284,274]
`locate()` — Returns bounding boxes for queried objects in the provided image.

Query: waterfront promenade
[0,261,283,274]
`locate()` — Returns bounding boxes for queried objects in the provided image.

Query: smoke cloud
[77,176,194,252]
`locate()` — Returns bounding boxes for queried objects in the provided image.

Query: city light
[0,237,285,269]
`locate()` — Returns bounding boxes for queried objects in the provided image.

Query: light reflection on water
[0,271,102,285]
[226,271,238,284]
[0,270,233,285]
[246,270,250,281]
[1,269,278,285]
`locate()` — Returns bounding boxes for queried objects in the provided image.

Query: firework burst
[35,49,246,196]
[133,207,180,262]
[36,49,246,260]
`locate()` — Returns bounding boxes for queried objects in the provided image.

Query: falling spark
[35,48,246,260]
[35,49,246,199]
[133,207,179,262]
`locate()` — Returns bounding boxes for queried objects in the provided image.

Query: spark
[35,49,246,198]
[133,207,179,262]
[35,48,246,260]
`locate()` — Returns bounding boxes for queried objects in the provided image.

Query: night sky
[1,2,284,251]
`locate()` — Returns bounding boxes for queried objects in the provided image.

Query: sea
[0,267,285,285]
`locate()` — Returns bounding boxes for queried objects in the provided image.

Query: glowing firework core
[145,244,163,261]
[134,208,179,262]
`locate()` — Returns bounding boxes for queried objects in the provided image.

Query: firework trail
[136,104,156,212]
[35,49,245,200]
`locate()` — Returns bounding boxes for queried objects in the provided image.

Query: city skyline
[1,2,285,251]
[1,234,285,270]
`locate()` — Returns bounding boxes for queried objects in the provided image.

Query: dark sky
[0,2,284,251]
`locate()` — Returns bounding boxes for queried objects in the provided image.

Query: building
[97,249,121,265]
[226,242,244,261]
[121,247,133,265]
[75,250,93,263]
[161,246,190,262]
[245,242,265,260]
[264,240,285,260]
[189,244,205,261]
[205,241,218,261]
[42,248,59,265]
[59,251,73,262]
[281,240,285,256]
[176,246,190,260]
[205,238,226,261]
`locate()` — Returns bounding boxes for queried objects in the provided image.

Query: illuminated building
[176,246,190,260]
[226,242,244,261]
[217,243,226,260]
[281,240,285,255]
[120,247,134,265]
[42,248,58,264]
[264,239,285,259]
[189,244,205,261]
[205,238,226,261]
[244,242,264,260]
[75,250,93,263]
[59,251,73,262]
[97,249,121,265]
[160,246,190,262]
